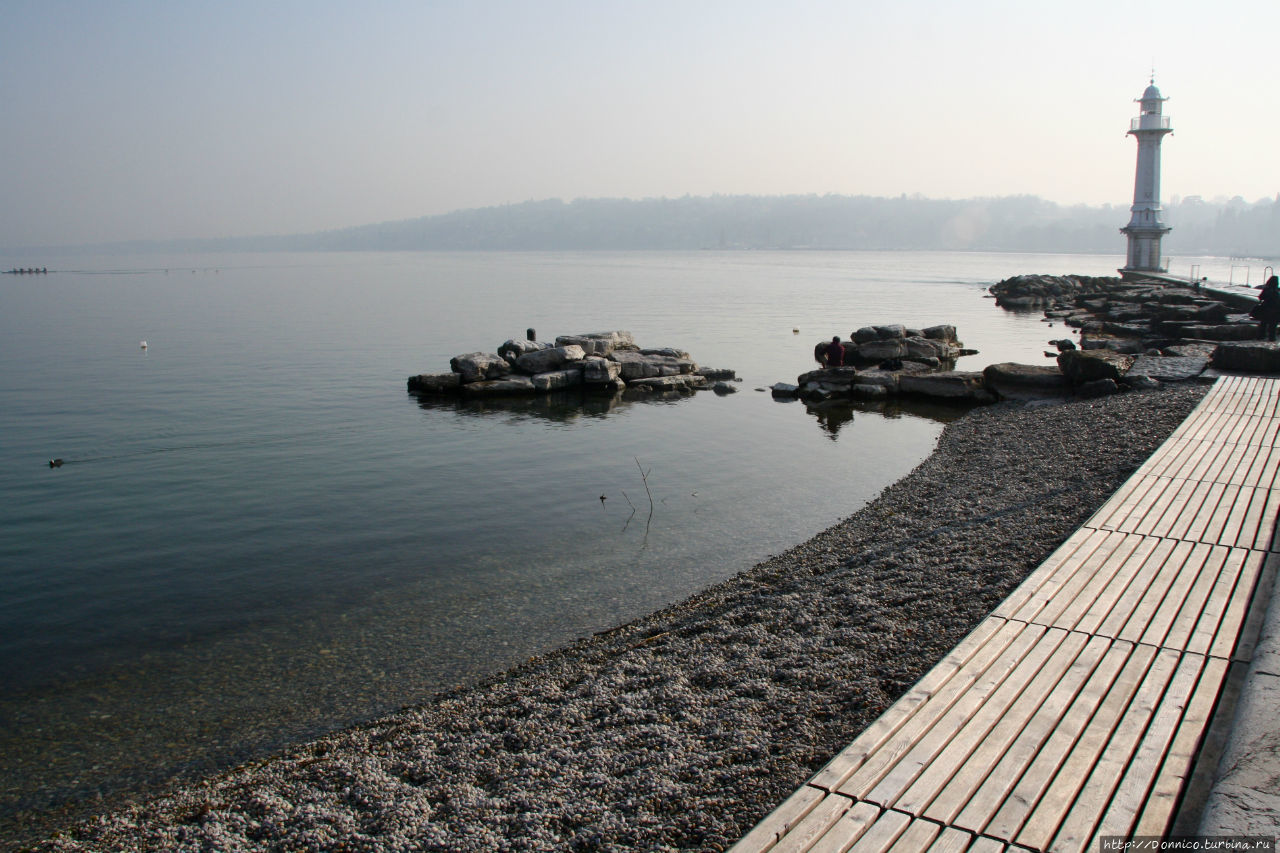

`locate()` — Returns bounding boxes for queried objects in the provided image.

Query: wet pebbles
[40,386,1208,852]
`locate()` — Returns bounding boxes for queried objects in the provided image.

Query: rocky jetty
[779,273,1280,406]
[994,272,1280,379]
[408,331,736,399]
[780,324,993,405]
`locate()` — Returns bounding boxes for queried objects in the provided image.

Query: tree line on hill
[282,193,1279,257]
[66,193,1280,257]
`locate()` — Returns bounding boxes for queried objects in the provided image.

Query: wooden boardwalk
[731,374,1280,852]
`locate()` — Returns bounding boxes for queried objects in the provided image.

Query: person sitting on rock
[825,336,845,367]
[1256,275,1280,342]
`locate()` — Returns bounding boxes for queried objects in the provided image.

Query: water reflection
[410,386,699,422]
[802,396,971,439]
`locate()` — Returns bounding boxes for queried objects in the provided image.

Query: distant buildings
[1121,80,1173,272]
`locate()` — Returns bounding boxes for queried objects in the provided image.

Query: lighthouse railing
[1131,115,1171,131]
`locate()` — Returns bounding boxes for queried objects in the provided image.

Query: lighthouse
[1121,80,1173,273]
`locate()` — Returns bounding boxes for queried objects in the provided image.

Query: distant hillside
[31,193,1280,257]
[291,194,1279,256]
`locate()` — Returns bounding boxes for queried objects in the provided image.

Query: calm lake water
[0,248,1255,841]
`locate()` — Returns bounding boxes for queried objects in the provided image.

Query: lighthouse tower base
[1121,225,1170,274]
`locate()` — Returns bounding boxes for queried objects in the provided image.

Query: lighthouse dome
[1143,83,1162,100]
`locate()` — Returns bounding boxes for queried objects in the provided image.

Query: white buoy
[140,341,148,349]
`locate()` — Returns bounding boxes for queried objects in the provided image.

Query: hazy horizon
[3,1,1277,248]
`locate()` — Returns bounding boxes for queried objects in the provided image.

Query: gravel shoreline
[39,385,1208,852]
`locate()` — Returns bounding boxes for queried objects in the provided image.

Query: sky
[2,0,1277,248]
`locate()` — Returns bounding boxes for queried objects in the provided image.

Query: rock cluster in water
[407,331,737,398]
[775,323,996,405]
[777,273,1280,406]
[994,272,1280,377]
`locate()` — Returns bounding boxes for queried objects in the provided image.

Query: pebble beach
[36,384,1208,853]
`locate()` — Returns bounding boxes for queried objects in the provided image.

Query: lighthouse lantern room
[1121,80,1173,273]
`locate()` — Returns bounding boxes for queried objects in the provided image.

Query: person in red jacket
[825,336,845,367]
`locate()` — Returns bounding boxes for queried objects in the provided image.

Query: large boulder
[497,338,550,362]
[856,339,908,362]
[1057,349,1134,385]
[407,372,462,394]
[627,374,707,393]
[922,324,958,342]
[904,337,954,361]
[983,362,1066,399]
[852,369,899,393]
[1211,342,1280,374]
[581,357,622,385]
[989,274,1103,308]
[515,345,586,375]
[797,366,860,388]
[459,375,536,396]
[899,371,991,401]
[554,331,635,356]
[531,368,584,392]
[610,350,696,381]
[770,383,800,398]
[450,352,511,383]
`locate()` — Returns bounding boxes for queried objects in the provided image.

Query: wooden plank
[1212,442,1280,489]
[1209,550,1269,660]
[805,801,882,853]
[1070,535,1176,638]
[1195,482,1253,547]
[1237,484,1280,551]
[1146,479,1218,540]
[1152,544,1262,656]
[913,631,1092,825]
[1135,655,1229,835]
[1084,474,1170,532]
[810,617,1011,792]
[1020,532,1154,631]
[992,527,1096,621]
[1132,437,1199,480]
[853,816,941,853]
[890,628,1077,815]
[948,635,1112,835]
[856,624,1051,808]
[1034,648,1181,853]
[820,804,904,853]
[1166,403,1220,441]
[965,637,1130,840]
[823,620,1031,798]
[769,794,857,853]
[729,785,830,853]
[1123,540,1214,649]
[994,528,1135,626]
[1004,643,1158,849]
[925,827,978,853]
[1172,409,1234,444]
[1091,651,1206,840]
[1093,538,1189,644]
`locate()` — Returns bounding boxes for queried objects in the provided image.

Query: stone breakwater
[408,330,738,399]
[993,272,1280,376]
[780,272,1280,407]
[39,386,1206,853]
